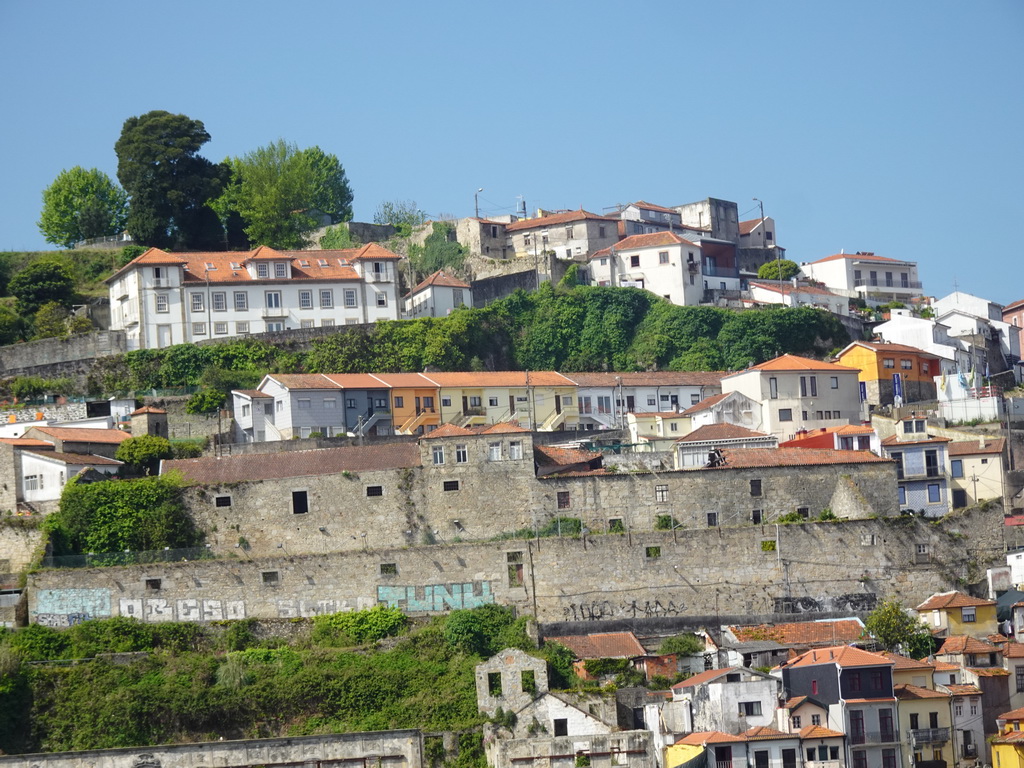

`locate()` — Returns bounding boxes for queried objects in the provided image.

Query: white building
[108,244,402,350]
[617,200,684,237]
[20,450,121,505]
[587,232,740,306]
[874,310,973,375]
[721,354,862,441]
[932,291,1022,383]
[738,217,777,249]
[566,371,724,431]
[404,270,472,318]
[800,252,923,306]
[747,281,849,316]
[675,424,778,469]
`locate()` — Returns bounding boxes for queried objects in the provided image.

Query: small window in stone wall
[366,486,383,497]
[750,479,762,497]
[557,491,571,509]
[608,518,625,534]
[507,551,524,587]
[707,512,719,527]
[521,669,536,695]
[262,571,280,586]
[443,480,460,492]
[796,507,809,519]
[752,509,763,524]
[645,546,661,559]
[488,672,503,696]
[292,490,309,514]
[380,562,398,576]
[861,534,876,546]
[215,495,232,507]
[145,578,162,591]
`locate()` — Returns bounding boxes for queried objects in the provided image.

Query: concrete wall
[26,504,1004,627]
[0,331,126,378]
[488,730,654,768]
[0,729,421,768]
[0,518,44,573]
[471,269,539,307]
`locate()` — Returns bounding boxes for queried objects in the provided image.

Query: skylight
[318,259,329,267]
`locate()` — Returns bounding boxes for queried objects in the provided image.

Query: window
[324,398,336,409]
[882,750,896,768]
[23,475,40,491]
[455,444,468,463]
[630,255,640,268]
[297,398,311,410]
[432,445,445,465]
[234,291,248,310]
[951,459,964,478]
[192,322,207,336]
[850,672,862,691]
[779,408,793,421]
[800,376,807,397]
[299,290,313,309]
[241,404,251,417]
[752,510,763,524]
[211,291,227,312]
[366,486,383,497]
[376,293,387,307]
[891,451,904,479]
[899,487,906,505]
[423,396,434,409]
[707,512,719,527]
[557,491,570,509]
[262,570,279,585]
[257,263,269,278]
[852,752,866,768]
[191,293,205,312]
[266,291,281,308]
[645,546,661,559]
[739,701,762,716]
[609,518,625,533]
[489,397,499,407]
[797,507,809,519]
[292,490,309,514]
[871,672,883,690]
[553,718,568,737]
[274,263,287,278]
[509,441,523,460]
[145,578,161,592]
[391,396,402,409]
[901,359,913,370]
[769,377,778,399]
[962,606,976,623]
[156,293,169,313]
[215,495,232,508]
[811,714,821,726]
[346,398,357,408]
[441,396,452,407]
[320,290,334,309]
[380,562,397,575]
[750,479,762,497]
[810,376,817,397]
[927,483,941,503]
[659,251,669,264]
[214,322,228,335]
[488,442,501,461]
[655,484,668,503]
[811,680,818,695]
[469,396,482,407]
[566,226,574,239]
[344,288,357,308]
[317,258,328,267]
[507,551,524,587]
[791,716,801,729]
[883,358,895,369]
[443,480,460,492]
[322,319,335,327]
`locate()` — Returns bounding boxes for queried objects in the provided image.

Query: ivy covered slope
[85,281,850,399]
[0,605,545,755]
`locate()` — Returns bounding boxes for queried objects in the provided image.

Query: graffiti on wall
[120,598,247,622]
[34,588,111,626]
[773,593,877,615]
[276,597,375,618]
[561,597,685,622]
[377,581,494,612]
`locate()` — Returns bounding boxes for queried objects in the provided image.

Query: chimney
[980,436,987,449]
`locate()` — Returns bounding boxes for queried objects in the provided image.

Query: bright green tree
[319,224,359,249]
[864,598,933,657]
[0,306,25,345]
[115,434,175,476]
[115,110,225,250]
[374,200,427,237]
[8,260,76,315]
[757,259,801,281]
[408,221,468,277]
[38,167,128,248]
[31,302,71,340]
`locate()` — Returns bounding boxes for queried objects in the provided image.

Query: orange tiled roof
[565,371,725,388]
[731,619,865,647]
[612,231,698,250]
[709,447,890,470]
[22,450,122,466]
[749,282,841,298]
[232,389,273,399]
[880,652,934,671]
[534,444,601,467]
[945,684,982,695]
[546,631,646,659]
[371,373,437,388]
[917,592,995,611]
[738,218,766,236]
[895,683,949,700]
[970,667,1009,677]
[880,435,951,447]
[947,438,1006,456]
[783,645,892,669]
[478,422,530,435]
[130,406,166,415]
[505,209,616,232]
[932,660,961,672]
[0,438,56,448]
[409,270,470,294]
[744,726,793,741]
[162,443,421,484]
[839,341,940,359]
[672,667,737,690]
[993,730,1024,744]
[999,707,1024,720]
[676,424,770,443]
[808,252,910,265]
[677,731,746,746]
[938,635,999,655]
[1001,642,1024,659]
[631,200,679,214]
[421,371,575,388]
[681,393,729,415]
[419,424,475,439]
[28,427,131,444]
[724,354,859,375]
[266,373,341,390]
[798,724,845,740]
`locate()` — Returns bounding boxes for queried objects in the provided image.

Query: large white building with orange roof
[800,251,923,306]
[107,244,402,350]
[721,354,863,441]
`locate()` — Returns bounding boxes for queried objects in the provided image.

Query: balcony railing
[854,279,923,290]
[702,264,740,279]
[262,306,287,318]
[850,730,897,745]
[909,728,950,745]
[961,743,978,759]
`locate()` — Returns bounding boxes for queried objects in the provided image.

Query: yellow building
[916,591,998,639]
[894,684,954,768]
[666,732,746,768]
[375,373,442,435]
[948,437,1006,509]
[428,372,580,431]
[992,708,1024,768]
[835,341,940,406]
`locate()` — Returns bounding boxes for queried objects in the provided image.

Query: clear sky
[1,1,1021,303]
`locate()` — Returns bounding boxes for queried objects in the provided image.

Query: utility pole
[475,188,483,219]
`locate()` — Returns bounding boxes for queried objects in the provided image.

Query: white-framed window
[376,293,388,307]
[962,607,976,623]
[212,292,227,311]
[234,291,248,310]
[23,474,41,491]
[256,263,269,278]
[236,321,250,334]
[301,319,314,328]
[432,445,445,465]
[441,397,452,407]
[655,484,668,502]
[659,251,669,264]
[266,291,282,308]
[455,444,468,463]
[509,441,523,460]
[320,289,334,309]
[274,262,287,278]
[192,322,207,335]
[299,290,313,309]
[241,404,251,417]
[322,318,335,327]
[488,397,499,407]
[488,442,501,461]
[155,293,169,313]
[214,322,228,335]
[191,293,205,312]
[344,289,357,308]
[266,321,284,332]
[452,288,464,306]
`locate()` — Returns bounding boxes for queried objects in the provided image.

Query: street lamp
[475,188,484,219]
[753,196,781,289]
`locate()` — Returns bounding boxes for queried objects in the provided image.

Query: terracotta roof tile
[534,444,601,467]
[611,231,698,251]
[478,422,530,435]
[709,447,890,470]
[931,661,961,672]
[783,645,892,669]
[505,209,616,232]
[631,200,679,214]
[266,373,340,390]
[731,619,865,647]
[999,707,1024,720]
[22,450,122,466]
[676,424,770,443]
[944,684,982,695]
[749,282,842,298]
[565,371,724,388]
[546,632,646,659]
[938,635,999,655]
[0,438,55,448]
[895,683,949,700]
[839,341,940,359]
[880,652,933,671]
[994,730,1024,744]
[809,252,909,266]
[741,354,859,374]
[798,725,844,740]
[677,731,746,745]
[744,726,793,741]
[947,438,1006,456]
[917,592,995,611]
[323,374,391,389]
[370,373,438,388]
[971,667,1010,676]
[419,424,475,439]
[1001,642,1024,659]
[130,406,166,415]
[409,270,470,294]
[881,435,951,446]
[739,219,766,236]
[162,443,421,484]
[672,667,737,689]
[233,389,273,399]
[27,427,131,444]
[681,393,729,415]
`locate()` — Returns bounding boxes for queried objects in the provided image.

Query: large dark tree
[115,111,225,250]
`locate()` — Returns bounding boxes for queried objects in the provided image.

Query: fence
[41,545,217,570]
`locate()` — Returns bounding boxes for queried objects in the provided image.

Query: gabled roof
[409,270,470,295]
[265,373,342,390]
[731,619,865,647]
[419,423,475,439]
[27,427,131,444]
[545,632,646,659]
[677,731,746,746]
[676,424,770,443]
[564,371,724,388]
[895,683,949,700]
[947,438,1005,456]
[938,636,999,655]
[630,200,679,215]
[162,443,422,484]
[881,434,951,447]
[505,209,616,232]
[1001,642,1024,659]
[838,340,940,359]
[0,438,56,448]
[478,422,530,435]
[739,218,767,236]
[130,406,166,415]
[748,282,841,298]
[808,252,910,266]
[999,707,1024,721]
[917,591,995,611]
[944,683,982,695]
[743,726,794,741]
[708,447,890,470]
[21,450,122,466]
[798,725,845,740]
[782,645,892,669]
[610,231,698,251]
[681,393,730,416]
[879,652,933,672]
[232,389,273,399]
[671,667,737,689]
[723,354,858,376]
[534,444,602,471]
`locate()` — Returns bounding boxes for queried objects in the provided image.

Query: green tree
[9,260,76,315]
[38,167,128,248]
[115,435,175,476]
[319,224,359,249]
[659,633,705,656]
[0,306,25,346]
[374,200,428,237]
[226,140,354,249]
[756,259,801,281]
[31,302,72,340]
[408,221,467,276]
[115,110,225,250]
[864,598,933,657]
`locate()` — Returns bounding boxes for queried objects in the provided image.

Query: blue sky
[1,1,1021,303]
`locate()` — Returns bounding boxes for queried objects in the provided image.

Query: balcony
[961,743,978,759]
[702,264,740,279]
[806,762,843,768]
[850,731,897,745]
[262,306,287,318]
[854,279,923,291]
[909,728,950,745]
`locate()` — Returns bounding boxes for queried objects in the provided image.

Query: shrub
[659,633,704,656]
[311,605,408,647]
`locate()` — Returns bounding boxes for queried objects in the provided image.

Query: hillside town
[0,182,1023,768]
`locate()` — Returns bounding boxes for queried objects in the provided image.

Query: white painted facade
[20,450,120,504]
[686,391,763,431]
[739,216,777,248]
[109,246,401,350]
[800,253,923,306]
[404,273,472,319]
[748,281,849,316]
[874,312,974,375]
